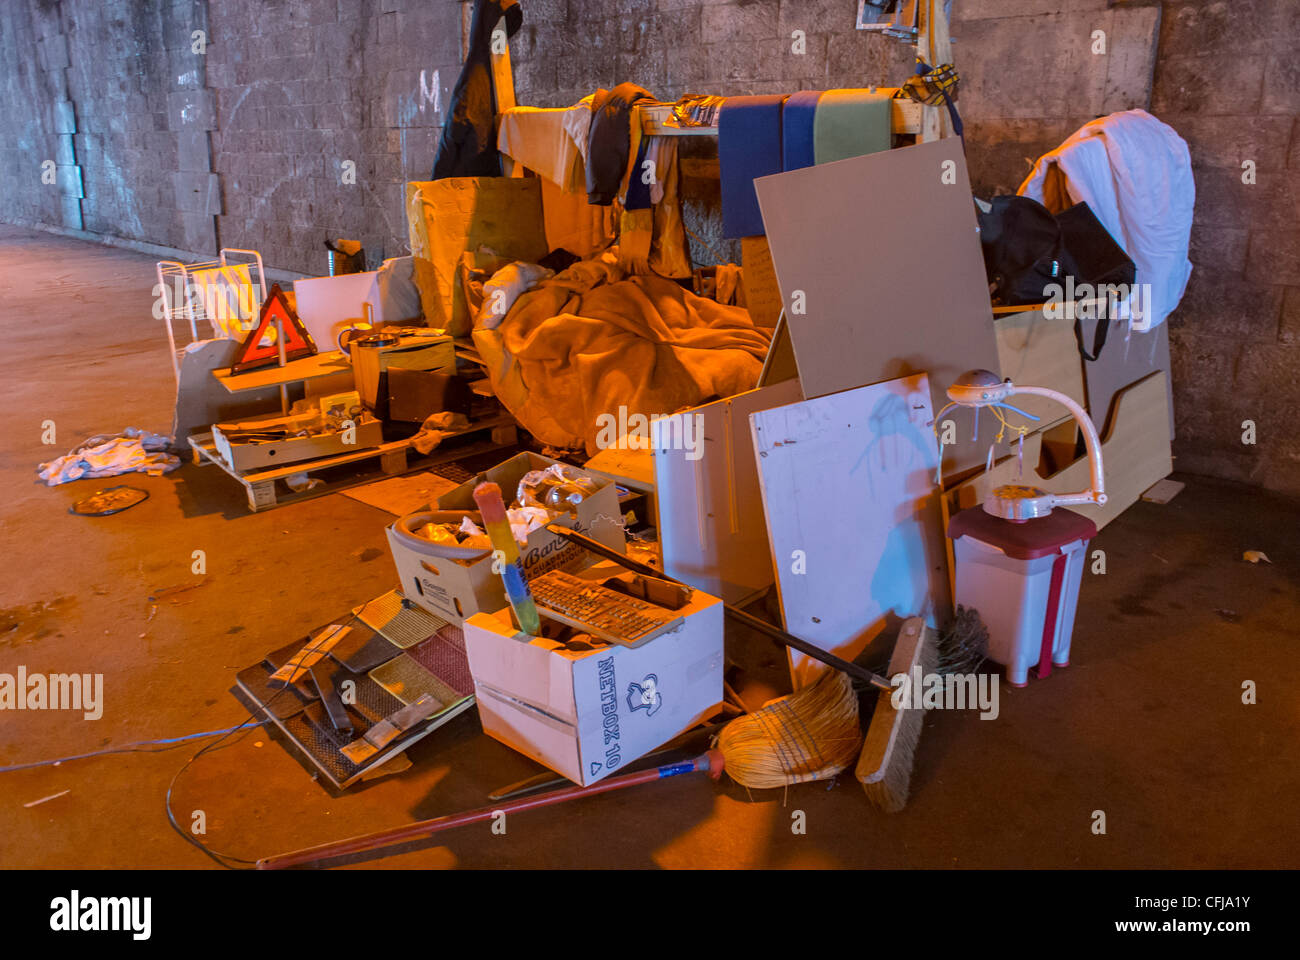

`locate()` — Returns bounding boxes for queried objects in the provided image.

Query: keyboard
[529,570,684,648]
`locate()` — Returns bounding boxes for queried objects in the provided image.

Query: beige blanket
[473,257,771,455]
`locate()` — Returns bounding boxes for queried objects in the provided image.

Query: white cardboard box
[387,452,626,623]
[463,568,724,786]
[212,411,384,472]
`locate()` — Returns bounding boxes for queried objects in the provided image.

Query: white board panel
[655,378,803,604]
[293,271,384,350]
[750,374,950,687]
[753,137,1004,475]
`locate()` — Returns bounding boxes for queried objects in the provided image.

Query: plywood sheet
[338,471,462,517]
[749,374,949,688]
[993,308,1086,429]
[757,311,798,387]
[944,370,1171,531]
[1078,319,1173,439]
[753,137,1002,475]
[655,379,803,605]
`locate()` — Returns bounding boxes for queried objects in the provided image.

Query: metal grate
[429,461,475,484]
[284,706,363,784]
[356,590,448,649]
[369,655,458,709]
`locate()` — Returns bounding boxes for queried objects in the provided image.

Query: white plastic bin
[948,506,1097,686]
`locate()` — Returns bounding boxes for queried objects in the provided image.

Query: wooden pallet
[188,414,519,512]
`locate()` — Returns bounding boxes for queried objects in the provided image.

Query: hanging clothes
[1018,109,1194,330]
[496,101,593,192]
[717,94,787,238]
[781,90,822,172]
[812,88,892,164]
[432,0,522,180]
[585,82,655,206]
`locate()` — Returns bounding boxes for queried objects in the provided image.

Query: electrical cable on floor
[163,711,273,869]
[0,725,248,773]
[163,613,361,869]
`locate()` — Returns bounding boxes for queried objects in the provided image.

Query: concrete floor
[1,223,1297,869]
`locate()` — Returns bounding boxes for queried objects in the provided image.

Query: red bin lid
[947,505,1097,560]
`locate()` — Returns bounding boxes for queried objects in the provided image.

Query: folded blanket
[473,257,771,455]
[813,88,892,164]
[782,90,822,172]
[719,94,787,237]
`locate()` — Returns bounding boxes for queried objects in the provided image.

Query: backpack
[976,196,1136,361]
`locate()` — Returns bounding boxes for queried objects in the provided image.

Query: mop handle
[256,751,721,870]
[544,524,894,694]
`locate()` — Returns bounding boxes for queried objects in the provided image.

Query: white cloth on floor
[39,428,180,486]
[1018,109,1194,331]
[410,411,470,456]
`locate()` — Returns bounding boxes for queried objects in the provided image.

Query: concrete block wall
[1151,0,1299,493]
[0,0,1295,495]
[202,0,464,272]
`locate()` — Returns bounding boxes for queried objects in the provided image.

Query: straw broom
[544,525,933,795]
[716,668,862,789]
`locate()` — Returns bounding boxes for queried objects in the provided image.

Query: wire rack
[156,247,267,384]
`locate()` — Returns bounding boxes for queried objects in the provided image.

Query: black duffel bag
[976,195,1135,361]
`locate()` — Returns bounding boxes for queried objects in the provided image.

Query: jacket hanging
[432,0,523,180]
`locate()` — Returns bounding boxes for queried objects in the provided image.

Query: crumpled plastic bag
[38,428,180,486]
[506,505,551,544]
[516,463,600,513]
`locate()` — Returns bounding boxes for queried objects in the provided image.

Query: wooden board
[993,308,1086,429]
[655,379,803,606]
[757,311,798,387]
[753,137,1003,476]
[636,96,924,137]
[172,337,284,445]
[188,412,517,513]
[1141,477,1184,504]
[1078,318,1173,439]
[213,350,353,394]
[338,471,464,517]
[943,370,1172,532]
[749,374,949,688]
[292,272,382,349]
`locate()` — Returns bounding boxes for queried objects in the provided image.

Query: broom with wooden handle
[545,525,935,799]
[856,616,936,812]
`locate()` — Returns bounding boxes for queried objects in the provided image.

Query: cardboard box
[386,452,627,622]
[463,568,725,786]
[351,333,456,415]
[406,178,548,335]
[211,411,383,472]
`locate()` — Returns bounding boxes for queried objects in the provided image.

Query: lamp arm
[1006,384,1107,506]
